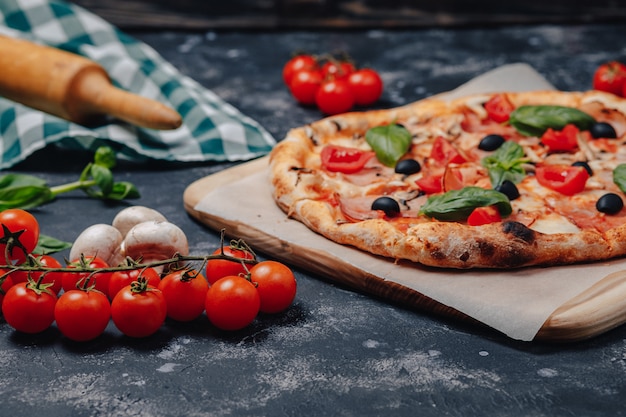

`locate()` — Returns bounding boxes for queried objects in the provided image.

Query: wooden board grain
[184,157,626,342]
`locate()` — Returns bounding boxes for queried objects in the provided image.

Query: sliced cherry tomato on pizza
[416,174,443,194]
[593,61,626,96]
[540,124,580,152]
[320,145,375,174]
[484,93,515,123]
[535,164,589,195]
[430,136,466,166]
[467,206,502,226]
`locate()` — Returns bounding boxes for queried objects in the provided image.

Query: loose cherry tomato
[315,79,355,115]
[0,209,40,264]
[249,261,297,314]
[347,68,384,106]
[64,256,113,297]
[289,69,323,105]
[320,145,375,174]
[416,174,443,194]
[159,269,209,322]
[467,206,502,226]
[109,267,161,299]
[11,255,65,295]
[283,54,318,86]
[535,165,589,195]
[484,93,515,123]
[2,281,57,334]
[593,61,626,96]
[111,278,167,338]
[205,275,260,331]
[321,60,355,81]
[54,289,111,342]
[541,124,580,152]
[205,245,255,285]
[430,136,466,165]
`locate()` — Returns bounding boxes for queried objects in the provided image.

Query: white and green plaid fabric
[0,0,276,168]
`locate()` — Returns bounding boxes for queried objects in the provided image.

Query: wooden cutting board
[184,156,626,343]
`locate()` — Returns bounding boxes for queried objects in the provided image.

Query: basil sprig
[419,186,512,221]
[613,164,626,194]
[365,124,412,167]
[481,141,528,187]
[509,105,596,137]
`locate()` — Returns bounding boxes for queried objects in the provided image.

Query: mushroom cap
[69,223,124,266]
[112,206,167,237]
[122,220,189,262]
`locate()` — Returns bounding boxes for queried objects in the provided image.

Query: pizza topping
[467,206,502,226]
[494,180,520,200]
[419,186,512,221]
[590,122,618,139]
[535,164,590,195]
[596,193,624,214]
[478,134,506,151]
[481,141,527,187]
[320,145,375,174]
[540,124,580,152]
[484,93,515,123]
[509,105,596,137]
[365,124,412,167]
[612,164,626,193]
[394,159,422,175]
[572,161,594,176]
[430,136,467,165]
[371,196,401,217]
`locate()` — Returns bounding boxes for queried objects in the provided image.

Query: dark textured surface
[2,24,626,417]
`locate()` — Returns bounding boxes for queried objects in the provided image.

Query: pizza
[268,90,626,269]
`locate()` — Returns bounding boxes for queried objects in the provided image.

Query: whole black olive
[589,122,617,139]
[596,193,624,214]
[572,161,593,176]
[371,196,401,217]
[495,180,520,200]
[478,134,506,151]
[395,159,421,175]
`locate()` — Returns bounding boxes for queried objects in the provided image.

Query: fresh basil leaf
[365,124,412,167]
[94,146,117,169]
[509,105,596,137]
[419,186,512,221]
[613,164,626,194]
[35,234,72,255]
[105,182,141,200]
[0,173,54,210]
[89,164,114,195]
[481,141,528,187]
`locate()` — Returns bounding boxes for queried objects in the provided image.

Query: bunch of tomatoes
[593,61,626,97]
[0,209,297,342]
[283,52,384,115]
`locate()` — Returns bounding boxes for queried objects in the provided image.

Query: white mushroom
[121,220,189,264]
[69,224,124,266]
[112,206,167,237]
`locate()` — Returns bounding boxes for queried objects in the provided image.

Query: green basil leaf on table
[365,124,412,167]
[35,234,72,255]
[613,164,626,193]
[0,174,54,210]
[419,186,512,221]
[509,105,596,137]
[481,141,528,187]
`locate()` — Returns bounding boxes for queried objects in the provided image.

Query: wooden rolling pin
[0,35,182,130]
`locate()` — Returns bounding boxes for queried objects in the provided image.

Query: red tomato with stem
[0,272,13,309]
[111,278,167,338]
[348,68,384,106]
[249,261,297,314]
[159,269,209,322]
[205,275,260,331]
[321,60,355,81]
[283,54,318,86]
[11,254,65,295]
[535,165,589,195]
[540,124,580,152]
[484,93,515,123]
[593,61,626,96]
[54,289,111,342]
[205,245,255,285]
[64,256,113,297]
[315,79,355,115]
[109,267,161,299]
[467,206,502,226]
[320,145,375,174]
[0,209,40,264]
[289,69,323,105]
[2,281,57,334]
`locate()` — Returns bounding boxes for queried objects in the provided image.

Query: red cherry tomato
[467,206,502,226]
[111,279,167,338]
[159,269,209,322]
[205,275,260,331]
[54,289,111,342]
[64,256,113,297]
[205,245,255,285]
[430,136,466,165]
[320,145,375,174]
[321,60,355,81]
[2,281,57,334]
[249,261,297,314]
[593,61,626,96]
[315,79,355,115]
[289,69,323,105]
[0,209,40,264]
[535,165,589,195]
[11,255,65,295]
[0,272,14,309]
[108,267,161,299]
[484,93,515,123]
[415,174,443,194]
[347,68,384,106]
[541,124,580,152]
[282,54,318,86]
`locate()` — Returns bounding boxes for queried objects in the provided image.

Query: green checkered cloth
[0,0,276,168]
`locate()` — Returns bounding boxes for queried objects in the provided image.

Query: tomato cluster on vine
[283,52,384,115]
[0,209,297,342]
